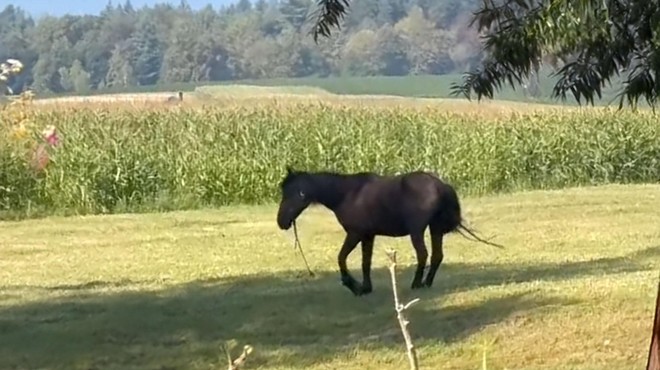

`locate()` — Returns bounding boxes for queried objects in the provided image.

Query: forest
[0,0,484,95]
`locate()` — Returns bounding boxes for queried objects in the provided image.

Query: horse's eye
[299,190,305,198]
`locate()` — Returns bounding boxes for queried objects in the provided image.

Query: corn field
[1,102,659,220]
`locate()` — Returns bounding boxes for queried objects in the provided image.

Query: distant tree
[0,5,37,93]
[280,0,312,32]
[123,0,135,14]
[0,0,496,94]
[374,24,409,76]
[340,29,383,75]
[105,41,136,87]
[60,59,91,93]
[310,0,660,108]
[236,0,253,13]
[393,6,455,75]
[128,20,163,85]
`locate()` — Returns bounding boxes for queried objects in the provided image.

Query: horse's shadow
[1,245,658,369]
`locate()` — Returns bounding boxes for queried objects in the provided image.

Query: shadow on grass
[0,245,657,369]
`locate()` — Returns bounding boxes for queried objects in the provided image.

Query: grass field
[28,72,644,119]
[1,184,658,370]
[34,72,632,107]
[3,74,660,369]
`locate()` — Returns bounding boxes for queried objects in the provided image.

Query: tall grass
[1,103,658,220]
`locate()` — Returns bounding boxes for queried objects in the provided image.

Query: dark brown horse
[276,167,503,296]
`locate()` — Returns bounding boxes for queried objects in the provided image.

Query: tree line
[0,0,484,95]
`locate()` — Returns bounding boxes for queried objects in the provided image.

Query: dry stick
[226,344,254,370]
[292,220,315,277]
[646,274,660,370]
[386,249,420,370]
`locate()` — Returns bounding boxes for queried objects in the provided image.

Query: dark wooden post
[647,278,660,370]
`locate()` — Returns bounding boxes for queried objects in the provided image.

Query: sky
[0,0,238,18]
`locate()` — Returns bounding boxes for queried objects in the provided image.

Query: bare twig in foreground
[386,249,420,370]
[223,340,254,370]
[646,275,660,370]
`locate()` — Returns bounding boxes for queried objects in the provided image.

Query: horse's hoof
[340,276,353,287]
[349,284,362,296]
[341,276,363,296]
[359,286,373,295]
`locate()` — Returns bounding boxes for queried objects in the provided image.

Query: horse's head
[277,166,315,230]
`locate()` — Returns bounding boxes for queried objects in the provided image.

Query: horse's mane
[280,169,380,190]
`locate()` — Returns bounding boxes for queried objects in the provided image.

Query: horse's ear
[286,166,294,175]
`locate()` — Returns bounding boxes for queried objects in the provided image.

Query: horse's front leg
[360,235,375,295]
[338,233,362,295]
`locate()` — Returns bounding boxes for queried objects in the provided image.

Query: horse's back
[337,170,458,236]
[369,171,449,213]
[398,170,448,193]
[361,170,448,200]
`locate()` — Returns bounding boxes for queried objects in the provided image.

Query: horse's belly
[370,216,410,237]
[336,200,411,237]
[337,213,408,237]
[375,228,410,237]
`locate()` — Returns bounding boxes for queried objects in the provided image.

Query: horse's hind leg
[409,230,429,289]
[424,225,445,288]
[360,235,375,295]
[338,233,362,296]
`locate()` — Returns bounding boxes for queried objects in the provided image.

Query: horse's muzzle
[277,218,292,230]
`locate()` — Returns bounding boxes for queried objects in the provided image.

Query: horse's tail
[456,221,505,249]
[433,176,505,249]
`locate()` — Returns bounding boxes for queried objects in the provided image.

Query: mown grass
[1,100,659,220]
[0,184,658,369]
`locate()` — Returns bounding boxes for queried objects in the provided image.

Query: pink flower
[42,125,60,146]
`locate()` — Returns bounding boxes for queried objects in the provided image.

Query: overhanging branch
[309,0,351,42]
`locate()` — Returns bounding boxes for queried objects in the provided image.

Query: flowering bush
[0,59,23,91]
[1,59,61,216]
[1,59,60,170]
